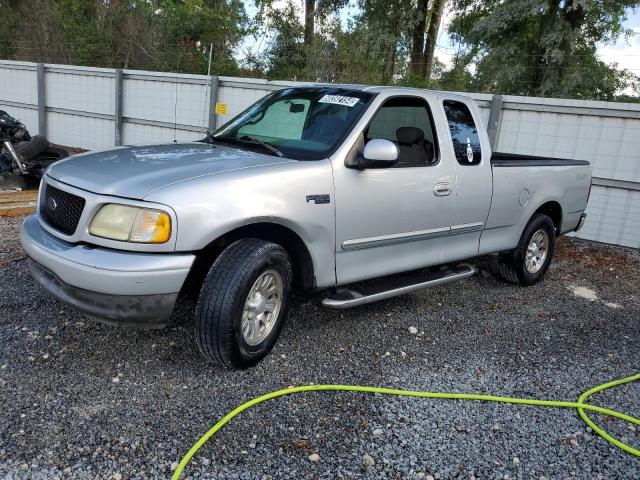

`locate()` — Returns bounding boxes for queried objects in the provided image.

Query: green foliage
[260,1,306,80]
[159,0,249,74]
[1,0,637,101]
[0,1,20,59]
[447,0,640,100]
[1,0,248,75]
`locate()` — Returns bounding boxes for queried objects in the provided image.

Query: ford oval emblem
[47,196,58,211]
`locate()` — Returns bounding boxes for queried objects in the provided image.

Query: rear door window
[443,100,481,165]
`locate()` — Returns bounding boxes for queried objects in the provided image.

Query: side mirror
[359,139,398,169]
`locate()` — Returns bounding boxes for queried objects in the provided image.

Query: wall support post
[208,75,219,132]
[487,94,503,150]
[36,63,46,138]
[114,69,123,146]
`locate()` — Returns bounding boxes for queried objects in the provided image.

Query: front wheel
[498,213,556,286]
[194,239,292,369]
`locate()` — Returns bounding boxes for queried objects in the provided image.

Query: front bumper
[20,215,195,327]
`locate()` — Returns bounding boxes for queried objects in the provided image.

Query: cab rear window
[443,100,481,166]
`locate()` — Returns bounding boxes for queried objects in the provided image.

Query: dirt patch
[0,191,37,217]
[52,144,87,155]
[555,237,640,273]
[554,236,640,298]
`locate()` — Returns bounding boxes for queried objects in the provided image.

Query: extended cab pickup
[20,86,591,368]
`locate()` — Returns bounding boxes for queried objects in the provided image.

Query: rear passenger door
[440,98,493,262]
[332,94,457,285]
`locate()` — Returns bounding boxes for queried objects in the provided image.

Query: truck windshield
[212,87,374,160]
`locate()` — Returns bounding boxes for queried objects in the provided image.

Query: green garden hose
[173,372,640,479]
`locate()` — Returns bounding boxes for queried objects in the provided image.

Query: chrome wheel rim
[241,269,284,346]
[525,229,549,274]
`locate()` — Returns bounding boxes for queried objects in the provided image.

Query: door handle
[433,182,452,196]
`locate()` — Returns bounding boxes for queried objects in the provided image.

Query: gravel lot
[1,214,638,479]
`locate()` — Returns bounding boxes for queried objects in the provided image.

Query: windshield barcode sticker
[318,95,360,107]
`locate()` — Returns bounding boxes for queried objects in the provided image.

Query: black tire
[32,146,69,162]
[498,213,556,286]
[194,239,293,369]
[24,147,69,178]
[13,135,49,160]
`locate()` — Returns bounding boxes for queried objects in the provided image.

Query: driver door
[332,94,456,285]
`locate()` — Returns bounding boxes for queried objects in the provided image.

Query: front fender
[144,159,337,288]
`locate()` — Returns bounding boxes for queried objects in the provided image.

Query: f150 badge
[306,194,330,204]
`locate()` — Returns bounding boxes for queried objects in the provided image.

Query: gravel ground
[1,214,638,479]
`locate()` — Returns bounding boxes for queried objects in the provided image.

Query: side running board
[322,264,477,309]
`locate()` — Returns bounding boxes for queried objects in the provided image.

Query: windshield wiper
[239,135,284,158]
[207,134,285,158]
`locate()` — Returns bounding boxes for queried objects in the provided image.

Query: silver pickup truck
[20,86,591,368]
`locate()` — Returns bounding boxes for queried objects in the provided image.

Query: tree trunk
[304,0,315,47]
[382,1,402,84]
[422,0,446,81]
[382,41,397,83]
[408,0,430,76]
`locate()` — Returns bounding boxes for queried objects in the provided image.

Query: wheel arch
[181,222,316,299]
[533,200,562,235]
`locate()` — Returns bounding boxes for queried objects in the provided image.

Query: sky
[596,10,640,81]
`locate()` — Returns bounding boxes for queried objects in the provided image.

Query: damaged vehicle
[0,110,68,189]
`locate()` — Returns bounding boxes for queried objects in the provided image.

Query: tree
[355,0,416,83]
[407,0,447,81]
[448,0,640,99]
[423,0,446,80]
[408,0,430,76]
[261,1,307,80]
[256,0,349,77]
[304,0,315,47]
[2,0,637,101]
[1,0,249,75]
[0,0,21,60]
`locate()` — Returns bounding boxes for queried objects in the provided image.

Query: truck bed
[491,152,590,167]
[479,151,591,256]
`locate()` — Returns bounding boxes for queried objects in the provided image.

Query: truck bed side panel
[479,158,591,255]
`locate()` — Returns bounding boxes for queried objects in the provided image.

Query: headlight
[89,204,171,243]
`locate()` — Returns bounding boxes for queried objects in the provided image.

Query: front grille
[42,184,85,235]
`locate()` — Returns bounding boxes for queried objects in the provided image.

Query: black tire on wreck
[13,135,49,160]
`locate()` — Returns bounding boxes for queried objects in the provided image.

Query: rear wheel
[498,213,556,285]
[194,239,292,369]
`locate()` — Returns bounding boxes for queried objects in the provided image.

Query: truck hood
[46,142,295,199]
